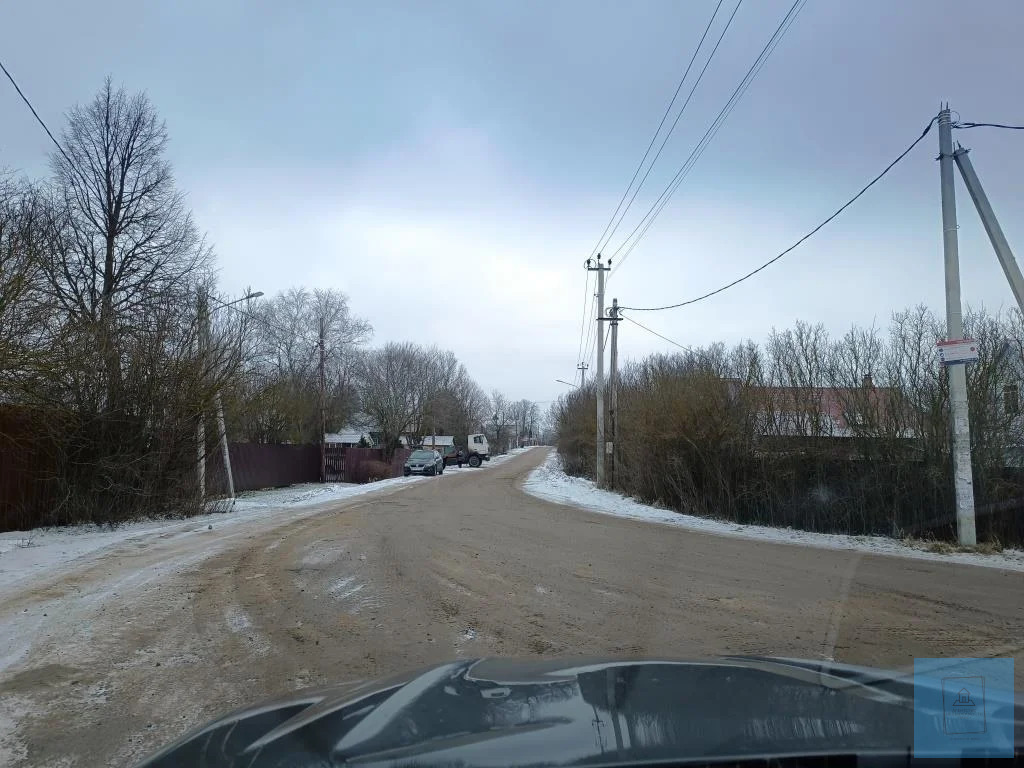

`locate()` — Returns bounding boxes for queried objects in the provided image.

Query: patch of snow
[441,446,538,475]
[523,449,1024,572]
[223,606,269,656]
[0,474,424,593]
[0,450,545,593]
[328,576,377,612]
[328,575,356,594]
[299,540,342,569]
[534,585,549,595]
[224,606,252,633]
[328,576,364,601]
[0,692,28,766]
[338,583,365,601]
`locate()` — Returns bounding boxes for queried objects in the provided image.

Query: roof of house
[737,383,912,438]
[325,431,365,444]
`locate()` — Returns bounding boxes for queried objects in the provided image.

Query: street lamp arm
[208,290,264,311]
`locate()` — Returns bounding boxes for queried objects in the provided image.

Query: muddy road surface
[1,447,1021,765]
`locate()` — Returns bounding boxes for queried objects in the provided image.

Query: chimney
[862,373,874,388]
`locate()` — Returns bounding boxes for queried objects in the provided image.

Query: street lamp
[555,379,578,388]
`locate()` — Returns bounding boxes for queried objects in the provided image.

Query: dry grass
[910,537,1004,555]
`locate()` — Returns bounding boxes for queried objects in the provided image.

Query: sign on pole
[936,338,980,365]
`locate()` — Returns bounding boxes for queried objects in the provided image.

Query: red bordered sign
[936,338,979,365]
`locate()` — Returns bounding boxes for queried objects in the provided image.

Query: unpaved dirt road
[1,447,1022,766]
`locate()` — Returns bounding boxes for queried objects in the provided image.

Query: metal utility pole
[319,315,327,482]
[587,257,610,487]
[938,106,977,546]
[608,298,620,490]
[954,147,1024,317]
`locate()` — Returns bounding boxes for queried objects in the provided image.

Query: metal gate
[325,443,346,482]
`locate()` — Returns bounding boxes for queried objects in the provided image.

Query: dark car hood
[137,656,1021,767]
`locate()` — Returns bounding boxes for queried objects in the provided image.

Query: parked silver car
[403,449,444,476]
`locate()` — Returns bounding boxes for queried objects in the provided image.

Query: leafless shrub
[554,306,1024,546]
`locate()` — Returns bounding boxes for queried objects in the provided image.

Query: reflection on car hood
[137,656,1022,767]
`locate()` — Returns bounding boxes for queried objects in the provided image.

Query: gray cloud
[2,0,1023,402]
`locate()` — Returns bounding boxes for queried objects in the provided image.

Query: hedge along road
[0,447,1021,766]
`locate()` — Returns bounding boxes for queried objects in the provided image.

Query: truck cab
[467,433,489,463]
[443,433,490,467]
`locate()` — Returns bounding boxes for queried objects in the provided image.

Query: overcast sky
[3,1,1024,405]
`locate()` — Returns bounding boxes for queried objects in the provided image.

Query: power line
[597,323,612,361]
[0,58,75,169]
[586,1,724,261]
[593,0,734,258]
[620,313,692,352]
[575,268,593,366]
[583,305,611,370]
[609,0,806,278]
[611,0,805,275]
[621,115,939,312]
[582,292,600,365]
[954,121,1024,131]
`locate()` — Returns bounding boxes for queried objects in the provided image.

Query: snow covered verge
[522,449,1024,572]
[0,477,409,593]
[0,445,537,593]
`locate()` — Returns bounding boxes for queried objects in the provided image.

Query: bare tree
[234,287,372,442]
[553,308,1024,546]
[357,342,434,457]
[0,176,50,391]
[45,77,210,409]
[7,80,228,524]
[490,390,510,453]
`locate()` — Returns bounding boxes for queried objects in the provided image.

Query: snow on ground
[523,449,1024,572]
[0,448,535,593]
[441,446,534,475]
[0,477,418,593]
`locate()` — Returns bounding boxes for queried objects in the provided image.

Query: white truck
[422,434,490,468]
[460,433,491,467]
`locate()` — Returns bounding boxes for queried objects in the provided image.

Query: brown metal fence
[206,443,322,494]
[323,445,413,484]
[2,420,413,531]
[0,406,60,532]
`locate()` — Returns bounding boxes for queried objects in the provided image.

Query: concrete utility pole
[319,315,327,482]
[198,287,240,504]
[577,362,589,388]
[938,106,977,546]
[954,147,1024,317]
[197,289,207,502]
[587,257,610,487]
[609,298,619,490]
[214,394,234,501]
